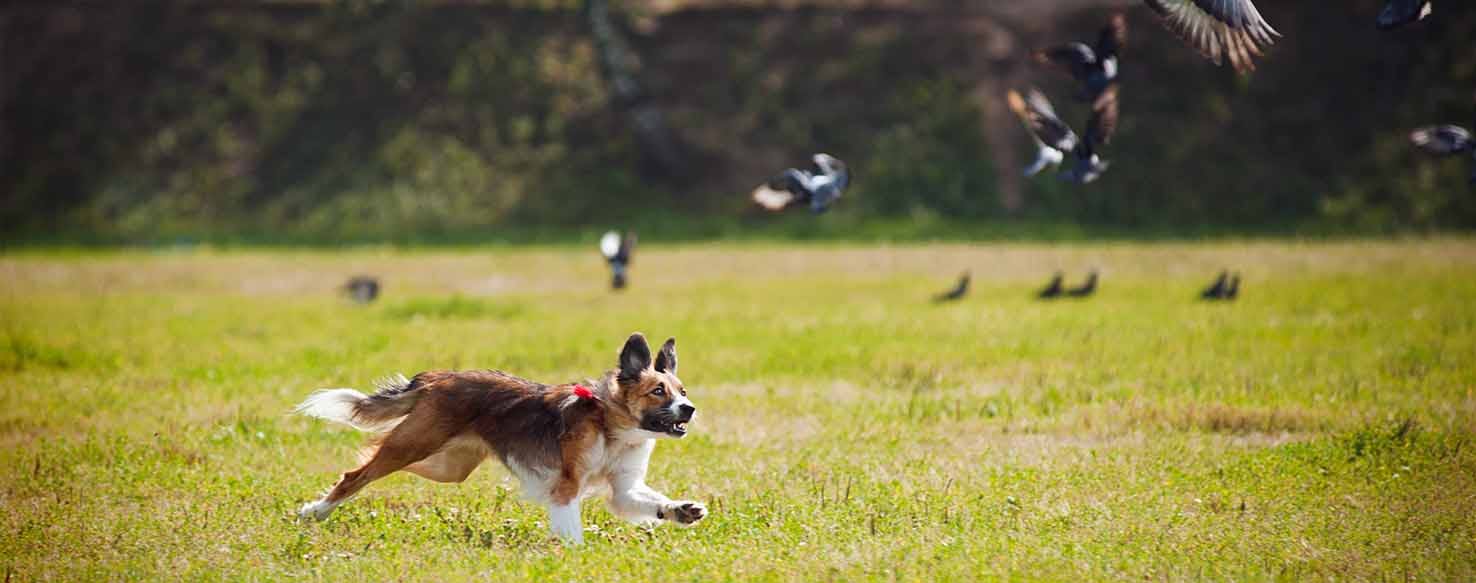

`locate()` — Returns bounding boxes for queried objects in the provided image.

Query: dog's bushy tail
[295,374,422,432]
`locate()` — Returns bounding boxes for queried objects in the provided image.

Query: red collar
[572,384,596,400]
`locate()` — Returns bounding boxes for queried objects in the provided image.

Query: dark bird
[1141,0,1280,74]
[751,154,850,214]
[343,276,380,304]
[1066,271,1098,298]
[1037,272,1065,299]
[1007,86,1118,183]
[1035,13,1126,101]
[1410,124,1476,185]
[600,230,637,290]
[1378,0,1433,30]
[934,271,971,302]
[1200,270,1229,300]
[1062,86,1119,185]
[1225,273,1240,300]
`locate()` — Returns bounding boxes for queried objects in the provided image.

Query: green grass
[2,239,1475,580]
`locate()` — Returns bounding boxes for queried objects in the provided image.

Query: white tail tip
[294,389,370,429]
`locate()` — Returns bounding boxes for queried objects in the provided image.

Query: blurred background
[3,0,1475,245]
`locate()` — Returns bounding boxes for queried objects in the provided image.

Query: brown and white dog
[294,333,704,543]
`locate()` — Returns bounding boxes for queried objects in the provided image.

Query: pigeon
[1007,88,1079,177]
[1225,273,1240,300]
[1035,13,1126,101]
[1062,85,1119,185]
[1200,270,1229,300]
[751,154,850,214]
[934,271,971,302]
[1037,272,1065,300]
[1008,86,1118,183]
[600,230,637,290]
[1410,124,1476,185]
[1141,0,1280,74]
[1066,271,1098,298]
[343,276,380,304]
[1378,0,1433,30]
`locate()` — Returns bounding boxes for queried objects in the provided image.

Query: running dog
[294,333,705,544]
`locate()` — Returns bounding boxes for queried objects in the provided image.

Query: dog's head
[613,333,694,438]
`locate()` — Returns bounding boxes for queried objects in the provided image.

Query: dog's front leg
[610,481,706,527]
[546,500,584,544]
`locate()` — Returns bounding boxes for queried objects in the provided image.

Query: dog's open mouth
[644,415,691,437]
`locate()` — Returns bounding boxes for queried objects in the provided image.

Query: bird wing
[1007,89,1080,153]
[1034,43,1096,81]
[752,184,798,211]
[1097,13,1128,57]
[752,168,813,211]
[1085,84,1120,148]
[817,156,850,192]
[1378,0,1432,30]
[1142,0,1279,73]
[600,231,622,259]
[1410,125,1474,156]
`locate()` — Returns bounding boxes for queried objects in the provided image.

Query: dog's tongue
[573,384,596,400]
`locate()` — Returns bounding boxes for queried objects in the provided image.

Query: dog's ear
[619,333,652,380]
[654,337,677,374]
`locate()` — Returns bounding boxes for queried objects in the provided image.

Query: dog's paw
[666,501,706,526]
[297,500,335,522]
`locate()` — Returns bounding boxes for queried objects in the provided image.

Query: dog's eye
[652,384,666,397]
[679,388,687,396]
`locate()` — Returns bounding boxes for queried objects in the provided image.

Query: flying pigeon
[1200,271,1229,300]
[1036,272,1065,300]
[1008,86,1118,183]
[1378,0,1433,30]
[1062,85,1119,185]
[343,276,380,304]
[1410,124,1476,185]
[600,230,637,290]
[751,154,850,214]
[1225,273,1240,300]
[934,271,971,303]
[1066,271,1098,298]
[1007,89,1079,177]
[1035,13,1126,101]
[1141,0,1280,74]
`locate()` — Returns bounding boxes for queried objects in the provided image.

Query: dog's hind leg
[299,409,455,521]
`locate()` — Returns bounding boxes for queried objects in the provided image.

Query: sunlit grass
[2,240,1474,580]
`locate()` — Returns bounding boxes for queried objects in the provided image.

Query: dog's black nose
[678,404,696,419]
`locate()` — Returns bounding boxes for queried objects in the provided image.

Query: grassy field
[3,240,1475,581]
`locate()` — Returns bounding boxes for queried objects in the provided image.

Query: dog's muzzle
[643,404,695,437]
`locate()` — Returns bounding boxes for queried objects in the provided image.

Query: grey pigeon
[1035,13,1126,101]
[934,272,971,303]
[1062,86,1119,185]
[1142,0,1280,73]
[1009,86,1118,184]
[600,230,637,290]
[751,154,850,214]
[1225,273,1240,300]
[1378,0,1432,30]
[1410,124,1476,185]
[344,276,380,304]
[1008,88,1079,177]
